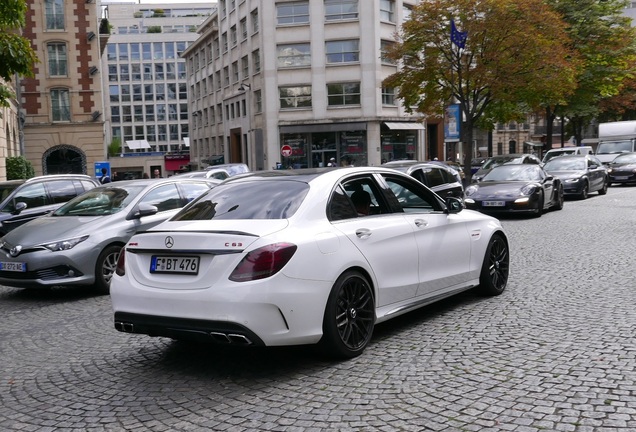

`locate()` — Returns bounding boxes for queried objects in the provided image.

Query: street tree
[546,0,636,146]
[0,0,38,107]
[384,0,578,180]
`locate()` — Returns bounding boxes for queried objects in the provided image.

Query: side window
[139,184,181,212]
[179,183,211,204]
[382,174,438,213]
[80,180,97,191]
[328,185,357,221]
[8,183,49,211]
[410,168,427,186]
[424,167,445,187]
[328,177,389,221]
[47,180,78,204]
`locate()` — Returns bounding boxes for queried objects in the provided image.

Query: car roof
[223,167,410,185]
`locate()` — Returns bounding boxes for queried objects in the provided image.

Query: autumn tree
[0,0,38,107]
[384,0,578,180]
[546,0,636,146]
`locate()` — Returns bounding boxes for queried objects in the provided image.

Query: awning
[125,139,151,150]
[384,122,425,130]
[182,137,190,147]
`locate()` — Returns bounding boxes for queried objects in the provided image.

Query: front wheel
[94,245,122,295]
[579,182,589,200]
[477,233,509,296]
[320,270,375,359]
[554,185,564,210]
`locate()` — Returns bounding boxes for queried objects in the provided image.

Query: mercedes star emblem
[165,236,174,248]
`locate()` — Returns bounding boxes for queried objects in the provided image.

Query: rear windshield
[172,180,309,220]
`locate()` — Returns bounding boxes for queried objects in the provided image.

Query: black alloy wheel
[554,185,564,210]
[598,177,608,195]
[94,245,122,294]
[478,233,509,296]
[321,270,375,359]
[579,182,589,200]
[533,193,544,217]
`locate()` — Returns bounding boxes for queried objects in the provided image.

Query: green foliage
[147,26,162,33]
[0,0,38,107]
[152,9,165,17]
[108,137,121,157]
[6,156,35,180]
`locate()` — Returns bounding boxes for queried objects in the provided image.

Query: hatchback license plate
[0,262,26,272]
[483,201,505,207]
[614,176,629,180]
[150,256,200,274]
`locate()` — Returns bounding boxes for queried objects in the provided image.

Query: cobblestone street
[2,186,636,431]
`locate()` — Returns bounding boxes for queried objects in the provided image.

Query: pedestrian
[100,168,111,184]
[153,169,162,178]
[327,157,337,167]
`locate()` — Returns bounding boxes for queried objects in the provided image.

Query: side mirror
[133,202,158,218]
[445,197,463,214]
[13,201,27,215]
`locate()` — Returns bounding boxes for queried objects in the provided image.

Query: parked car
[542,155,608,199]
[464,164,564,217]
[0,178,218,294]
[0,174,99,236]
[471,157,488,175]
[207,163,250,176]
[111,167,510,358]
[606,152,636,185]
[541,146,594,164]
[471,153,542,183]
[382,161,464,198]
[173,167,231,180]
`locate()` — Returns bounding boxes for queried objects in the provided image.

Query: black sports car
[464,164,564,217]
[607,152,636,185]
[542,155,608,199]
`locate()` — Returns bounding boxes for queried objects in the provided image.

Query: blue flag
[451,19,467,49]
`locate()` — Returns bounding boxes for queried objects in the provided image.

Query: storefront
[381,122,422,162]
[279,122,368,169]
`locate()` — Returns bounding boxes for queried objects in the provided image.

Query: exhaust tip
[114,321,134,333]
[228,334,252,345]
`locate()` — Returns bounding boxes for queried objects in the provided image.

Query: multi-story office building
[102,2,214,178]
[184,0,432,171]
[21,0,105,176]
[0,79,21,180]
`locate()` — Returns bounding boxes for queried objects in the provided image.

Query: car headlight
[41,235,89,252]
[465,185,478,196]
[564,178,580,183]
[520,185,537,196]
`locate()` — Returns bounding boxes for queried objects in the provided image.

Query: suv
[542,146,594,164]
[0,174,99,236]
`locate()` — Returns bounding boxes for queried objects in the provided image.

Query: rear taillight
[229,243,297,282]
[115,248,126,276]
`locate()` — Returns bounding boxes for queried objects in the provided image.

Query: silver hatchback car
[0,178,218,294]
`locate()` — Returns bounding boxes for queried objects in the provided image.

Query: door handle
[414,219,428,228]
[355,228,372,238]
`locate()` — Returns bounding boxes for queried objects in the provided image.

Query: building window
[240,18,248,40]
[277,2,309,25]
[279,86,312,109]
[252,49,261,73]
[47,43,67,76]
[255,90,262,113]
[251,9,259,33]
[230,25,237,46]
[324,0,358,21]
[241,55,249,78]
[277,43,311,68]
[327,82,360,106]
[403,4,412,21]
[381,40,396,64]
[232,61,239,83]
[223,66,230,86]
[222,33,228,52]
[382,87,395,105]
[51,88,70,121]
[380,0,395,23]
[45,0,65,30]
[326,40,359,64]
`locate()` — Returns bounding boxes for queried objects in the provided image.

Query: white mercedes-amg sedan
[111,167,509,358]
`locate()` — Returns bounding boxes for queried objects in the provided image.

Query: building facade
[102,2,214,179]
[0,79,22,180]
[184,0,431,172]
[21,0,106,176]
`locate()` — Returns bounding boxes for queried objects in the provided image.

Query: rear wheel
[478,233,509,296]
[321,270,375,359]
[94,245,122,294]
[598,177,608,195]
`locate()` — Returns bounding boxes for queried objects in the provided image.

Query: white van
[542,146,594,164]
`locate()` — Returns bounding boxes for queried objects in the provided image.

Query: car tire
[598,178,608,195]
[532,193,544,217]
[94,245,122,295]
[579,182,589,200]
[477,233,509,296]
[555,185,564,210]
[320,270,375,359]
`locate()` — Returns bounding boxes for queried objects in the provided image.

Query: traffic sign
[281,145,292,157]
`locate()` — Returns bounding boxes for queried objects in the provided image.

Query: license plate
[150,256,200,274]
[483,201,505,207]
[614,176,629,180]
[0,262,26,272]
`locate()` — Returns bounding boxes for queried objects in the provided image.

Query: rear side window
[140,184,182,212]
[178,182,211,203]
[5,183,49,212]
[47,180,79,204]
[173,180,308,220]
